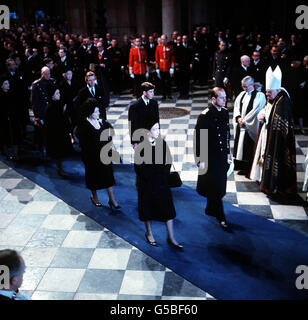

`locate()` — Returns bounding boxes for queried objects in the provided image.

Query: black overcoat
[134,138,176,222]
[0,90,22,146]
[45,100,74,159]
[194,104,231,199]
[78,119,115,190]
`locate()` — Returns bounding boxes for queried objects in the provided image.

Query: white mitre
[265,66,282,90]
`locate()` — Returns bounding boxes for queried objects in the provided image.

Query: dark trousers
[33,124,46,151]
[160,71,172,98]
[205,197,226,222]
[179,69,190,97]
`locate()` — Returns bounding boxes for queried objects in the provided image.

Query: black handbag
[168,164,182,188]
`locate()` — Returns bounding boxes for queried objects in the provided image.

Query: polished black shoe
[90,197,102,207]
[145,233,158,246]
[108,201,121,210]
[167,237,183,249]
[219,220,229,231]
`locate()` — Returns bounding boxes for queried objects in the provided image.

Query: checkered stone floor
[1,83,308,300]
[0,160,213,300]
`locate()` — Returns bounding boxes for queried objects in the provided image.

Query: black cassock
[134,138,176,222]
[78,119,115,190]
[45,100,74,159]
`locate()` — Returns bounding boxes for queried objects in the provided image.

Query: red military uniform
[155,44,175,72]
[129,46,147,75]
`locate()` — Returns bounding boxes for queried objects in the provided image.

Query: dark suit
[231,65,253,96]
[251,59,267,87]
[128,98,159,145]
[5,70,30,126]
[174,43,192,97]
[76,85,106,121]
[53,56,74,82]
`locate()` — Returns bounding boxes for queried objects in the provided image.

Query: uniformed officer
[31,66,57,155]
[155,34,175,100]
[129,37,149,98]
[194,87,231,230]
[213,41,232,89]
[107,39,123,94]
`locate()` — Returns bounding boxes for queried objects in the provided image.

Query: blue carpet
[5,155,308,300]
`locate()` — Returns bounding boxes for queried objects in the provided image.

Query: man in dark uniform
[107,39,123,94]
[128,82,159,148]
[194,87,231,230]
[75,71,106,121]
[213,40,232,90]
[31,66,57,154]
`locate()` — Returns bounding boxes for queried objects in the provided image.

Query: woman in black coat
[134,121,183,248]
[45,86,74,177]
[77,98,120,209]
[0,76,22,161]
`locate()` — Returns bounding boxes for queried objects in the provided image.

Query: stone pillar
[162,0,176,38]
[66,0,88,34]
[136,0,146,35]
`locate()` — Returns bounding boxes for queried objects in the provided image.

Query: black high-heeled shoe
[167,237,183,249]
[145,233,158,246]
[90,197,102,207]
[108,201,121,210]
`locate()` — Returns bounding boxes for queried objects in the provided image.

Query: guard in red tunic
[155,34,175,100]
[129,37,149,98]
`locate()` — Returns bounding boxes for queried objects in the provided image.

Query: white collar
[142,96,150,105]
[87,85,95,92]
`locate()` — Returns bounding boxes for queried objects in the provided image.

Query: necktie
[91,88,95,96]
